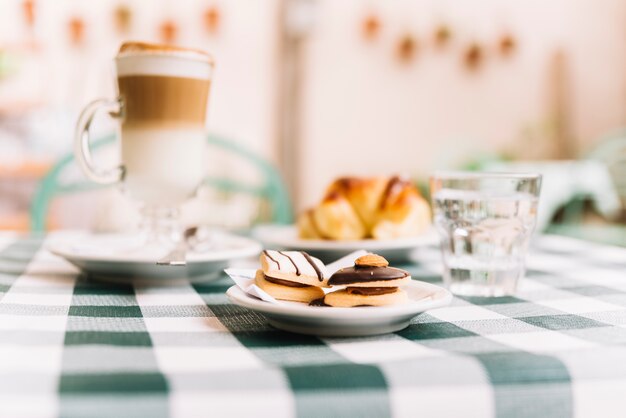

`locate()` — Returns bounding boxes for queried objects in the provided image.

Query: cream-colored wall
[0,0,280,161]
[298,0,626,209]
[2,0,625,226]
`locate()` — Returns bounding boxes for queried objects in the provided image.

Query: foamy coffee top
[118,42,213,62]
[116,42,213,80]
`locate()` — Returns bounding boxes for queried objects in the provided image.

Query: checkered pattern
[1,233,626,418]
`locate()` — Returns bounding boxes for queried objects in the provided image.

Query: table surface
[1,233,626,418]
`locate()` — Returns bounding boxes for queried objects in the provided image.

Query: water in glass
[433,189,538,296]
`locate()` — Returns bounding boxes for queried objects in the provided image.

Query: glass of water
[430,172,542,297]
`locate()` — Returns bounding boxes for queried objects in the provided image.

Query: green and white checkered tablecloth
[1,232,626,418]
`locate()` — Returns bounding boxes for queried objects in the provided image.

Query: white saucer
[48,231,262,283]
[226,280,452,337]
[252,224,437,263]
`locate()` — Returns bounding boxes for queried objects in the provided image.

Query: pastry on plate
[318,253,410,307]
[299,192,366,241]
[256,250,329,303]
[297,175,431,240]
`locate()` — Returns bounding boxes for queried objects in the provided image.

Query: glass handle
[73,97,125,184]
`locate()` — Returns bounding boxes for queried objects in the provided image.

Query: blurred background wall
[298,0,626,207]
[0,0,625,229]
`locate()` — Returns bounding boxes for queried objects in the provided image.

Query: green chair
[545,131,626,247]
[30,133,293,232]
[587,131,626,207]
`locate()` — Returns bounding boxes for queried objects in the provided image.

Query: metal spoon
[156,226,199,266]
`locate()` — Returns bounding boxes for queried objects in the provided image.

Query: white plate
[48,231,262,283]
[253,224,437,263]
[226,280,452,337]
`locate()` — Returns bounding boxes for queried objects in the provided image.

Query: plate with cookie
[225,251,451,337]
[253,175,436,263]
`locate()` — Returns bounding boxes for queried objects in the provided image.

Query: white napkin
[225,250,368,304]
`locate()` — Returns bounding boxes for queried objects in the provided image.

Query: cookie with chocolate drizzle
[314,253,410,307]
[255,270,324,303]
[256,250,329,303]
[260,250,330,287]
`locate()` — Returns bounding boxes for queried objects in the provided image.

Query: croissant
[297,176,431,240]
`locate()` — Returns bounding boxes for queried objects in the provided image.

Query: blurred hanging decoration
[395,33,418,63]
[433,23,452,49]
[22,0,36,28]
[463,42,483,71]
[203,4,221,35]
[68,16,86,47]
[113,4,132,35]
[361,13,381,41]
[159,20,178,44]
[498,32,516,57]
[22,0,37,49]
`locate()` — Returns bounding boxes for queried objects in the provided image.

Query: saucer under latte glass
[74,42,213,249]
[430,172,542,297]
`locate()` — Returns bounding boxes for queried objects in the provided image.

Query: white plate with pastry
[255,175,436,262]
[48,230,261,283]
[253,224,437,263]
[225,250,452,337]
[227,280,451,337]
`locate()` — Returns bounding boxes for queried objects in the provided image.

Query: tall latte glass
[75,42,213,246]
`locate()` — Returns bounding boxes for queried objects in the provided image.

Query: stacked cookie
[255,250,329,303]
[323,254,410,307]
[255,251,410,307]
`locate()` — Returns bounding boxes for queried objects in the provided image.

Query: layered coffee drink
[115,42,213,205]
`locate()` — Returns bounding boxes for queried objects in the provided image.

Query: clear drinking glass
[430,172,542,297]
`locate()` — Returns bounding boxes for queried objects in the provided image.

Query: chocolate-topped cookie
[321,254,410,307]
[328,254,411,288]
[328,265,410,287]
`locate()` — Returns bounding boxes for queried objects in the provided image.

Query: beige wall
[298,0,626,209]
[2,0,626,225]
[0,0,280,161]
